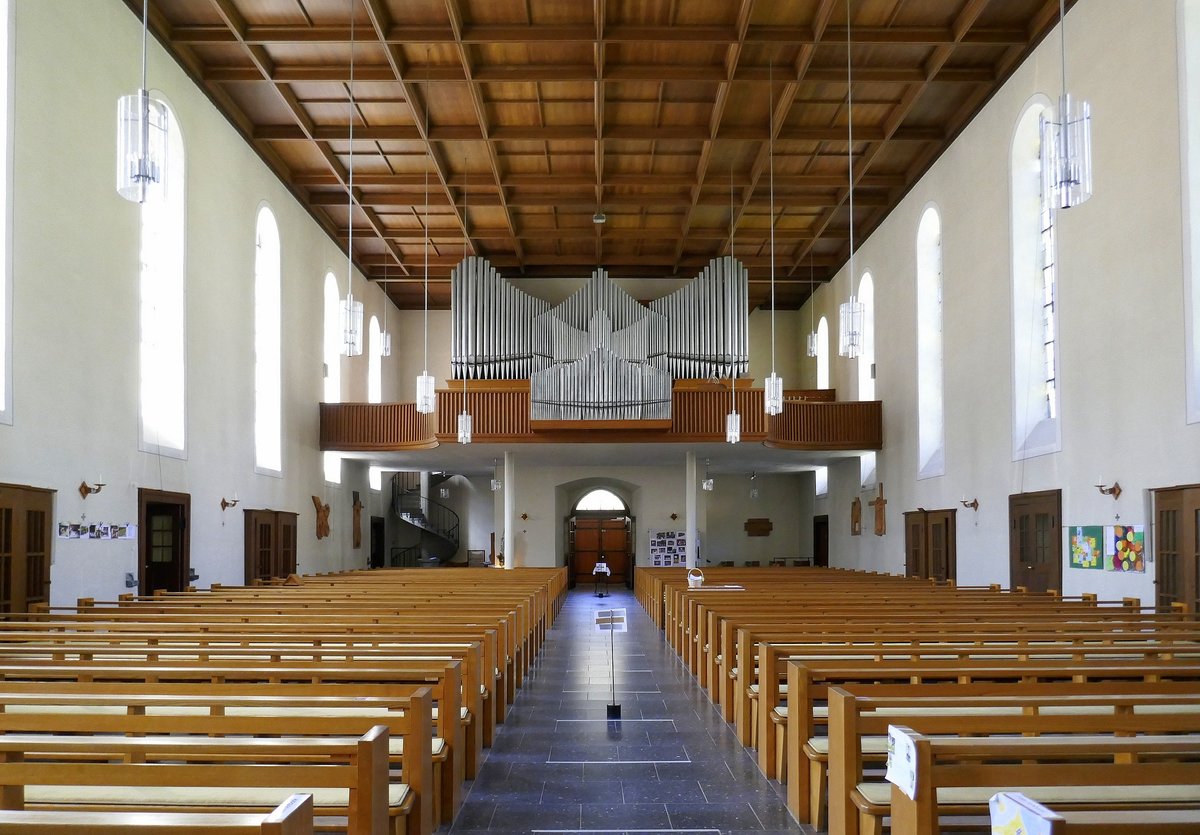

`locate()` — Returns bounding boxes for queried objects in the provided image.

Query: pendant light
[340,0,363,358]
[380,260,392,357]
[725,164,741,445]
[456,167,472,444]
[490,458,502,492]
[701,459,714,492]
[763,62,784,415]
[1041,0,1092,210]
[116,0,168,203]
[838,0,864,359]
[806,251,818,358]
[415,55,435,413]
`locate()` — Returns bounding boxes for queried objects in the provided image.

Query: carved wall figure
[311,495,330,540]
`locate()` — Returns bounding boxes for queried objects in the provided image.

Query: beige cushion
[805,736,890,756]
[430,707,470,721]
[854,782,1200,807]
[28,783,410,809]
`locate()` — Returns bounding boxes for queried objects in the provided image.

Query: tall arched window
[916,205,945,478]
[0,0,11,426]
[1011,96,1061,458]
[858,272,876,485]
[816,317,830,390]
[322,272,342,484]
[254,206,281,473]
[1182,0,1200,423]
[368,315,382,403]
[139,97,186,456]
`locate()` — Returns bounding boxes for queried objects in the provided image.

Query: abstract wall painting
[1069,526,1104,570]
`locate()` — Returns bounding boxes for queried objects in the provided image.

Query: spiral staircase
[390,472,461,566]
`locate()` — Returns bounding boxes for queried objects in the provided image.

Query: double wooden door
[1155,485,1200,612]
[244,509,298,584]
[569,516,629,585]
[0,483,53,615]
[903,508,957,582]
[1009,490,1062,593]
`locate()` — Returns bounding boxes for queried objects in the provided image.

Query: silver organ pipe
[451,255,749,419]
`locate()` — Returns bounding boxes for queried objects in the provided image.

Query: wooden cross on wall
[867,482,887,537]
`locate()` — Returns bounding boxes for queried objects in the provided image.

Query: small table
[592,562,611,597]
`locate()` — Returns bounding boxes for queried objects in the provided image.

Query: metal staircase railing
[391,472,461,565]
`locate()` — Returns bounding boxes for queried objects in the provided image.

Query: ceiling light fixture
[764,62,783,416]
[592,211,606,224]
[701,458,714,492]
[806,252,818,358]
[116,0,167,203]
[1041,0,1093,210]
[340,0,363,358]
[726,164,740,445]
[490,458,502,492]
[838,0,864,360]
[457,166,472,445]
[380,260,392,357]
[415,52,435,414]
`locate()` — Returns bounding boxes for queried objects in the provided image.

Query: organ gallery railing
[319,384,881,450]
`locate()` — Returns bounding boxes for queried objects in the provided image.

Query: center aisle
[449,585,811,834]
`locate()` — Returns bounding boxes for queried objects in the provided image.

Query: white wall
[0,0,401,603]
[802,0,1198,601]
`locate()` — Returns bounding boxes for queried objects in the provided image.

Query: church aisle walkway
[447,585,811,834]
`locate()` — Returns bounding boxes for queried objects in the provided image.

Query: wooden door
[138,489,190,596]
[813,515,829,567]
[904,511,926,577]
[570,516,630,584]
[905,508,957,582]
[0,483,54,616]
[1154,485,1200,612]
[369,516,386,569]
[927,510,956,583]
[1009,490,1061,593]
[244,509,298,584]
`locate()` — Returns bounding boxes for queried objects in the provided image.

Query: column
[503,451,516,569]
[685,450,698,569]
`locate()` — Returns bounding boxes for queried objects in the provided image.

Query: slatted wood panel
[318,402,436,451]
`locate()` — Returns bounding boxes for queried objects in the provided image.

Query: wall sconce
[1096,480,1122,500]
[79,477,106,499]
[670,513,679,521]
[520,513,528,521]
[959,497,979,512]
[220,494,240,511]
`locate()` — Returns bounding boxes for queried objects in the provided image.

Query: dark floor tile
[489,801,580,830]
[448,800,496,830]
[582,761,659,780]
[580,802,671,829]
[541,777,621,803]
[667,800,767,830]
[620,778,705,804]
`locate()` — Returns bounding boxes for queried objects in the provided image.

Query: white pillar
[503,451,516,569]
[685,451,698,569]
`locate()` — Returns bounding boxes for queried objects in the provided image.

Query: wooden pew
[887,728,1200,835]
[0,793,313,834]
[782,658,1200,824]
[0,728,392,835]
[0,658,462,824]
[991,792,1200,834]
[826,683,1200,835]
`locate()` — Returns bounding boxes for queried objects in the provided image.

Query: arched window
[368,315,382,403]
[322,272,342,483]
[916,205,945,478]
[1182,0,1200,423]
[0,0,11,426]
[1011,97,1061,458]
[254,206,281,473]
[575,489,626,512]
[816,317,830,390]
[139,97,186,456]
[858,272,876,486]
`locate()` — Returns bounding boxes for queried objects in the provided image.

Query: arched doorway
[567,488,631,587]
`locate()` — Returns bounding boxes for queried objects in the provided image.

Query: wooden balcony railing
[318,402,435,451]
[319,382,881,451]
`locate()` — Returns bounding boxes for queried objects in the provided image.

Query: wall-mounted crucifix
[868,482,887,536]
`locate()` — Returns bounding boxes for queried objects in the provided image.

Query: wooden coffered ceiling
[130,0,1073,309]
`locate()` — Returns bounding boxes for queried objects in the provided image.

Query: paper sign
[595,608,627,633]
[884,726,918,800]
[988,792,1059,835]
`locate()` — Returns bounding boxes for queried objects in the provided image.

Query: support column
[685,451,698,569]
[503,451,516,569]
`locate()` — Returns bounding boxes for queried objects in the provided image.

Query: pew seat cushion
[28,783,411,810]
[852,782,1200,812]
[804,735,889,757]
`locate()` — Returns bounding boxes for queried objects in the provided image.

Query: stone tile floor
[445,585,812,834]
